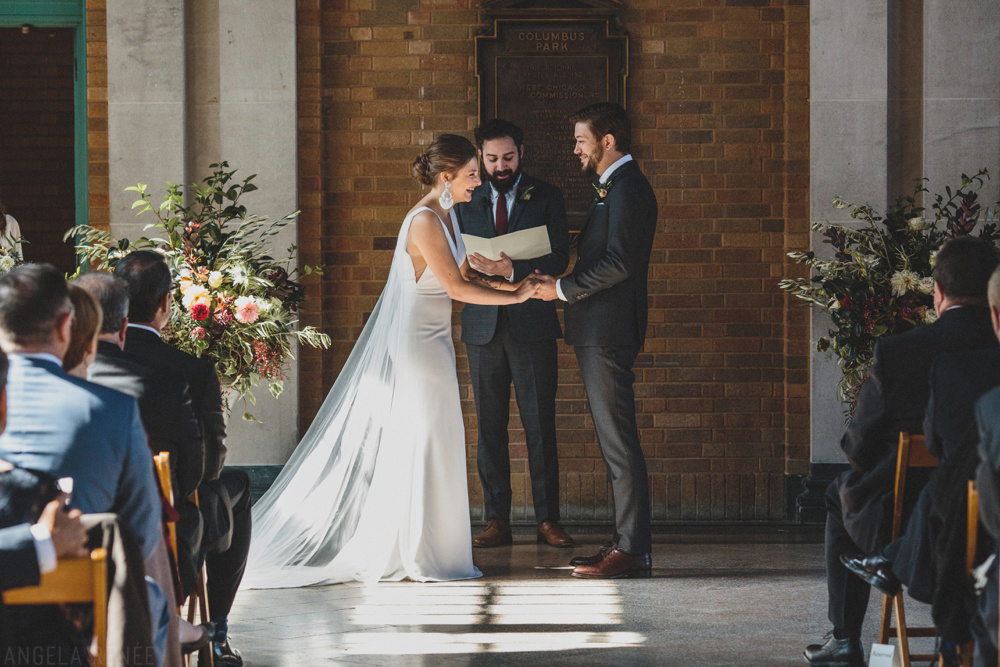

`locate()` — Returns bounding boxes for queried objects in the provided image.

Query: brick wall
[86,0,110,233]
[0,26,77,270]
[297,0,810,523]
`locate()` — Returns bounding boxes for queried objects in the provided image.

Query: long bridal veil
[241,216,416,589]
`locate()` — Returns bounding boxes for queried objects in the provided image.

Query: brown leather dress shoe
[472,518,512,548]
[537,520,575,547]
[572,548,651,579]
[568,540,616,567]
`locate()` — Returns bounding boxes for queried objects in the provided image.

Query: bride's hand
[513,277,540,303]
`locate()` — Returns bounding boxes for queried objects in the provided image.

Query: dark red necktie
[495,195,508,236]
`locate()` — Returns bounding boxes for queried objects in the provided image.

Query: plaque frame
[474,5,629,230]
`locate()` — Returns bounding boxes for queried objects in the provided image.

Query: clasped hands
[468,252,559,301]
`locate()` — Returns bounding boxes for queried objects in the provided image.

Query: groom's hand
[531,270,559,301]
[469,252,513,280]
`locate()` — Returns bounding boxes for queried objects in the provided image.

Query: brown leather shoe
[572,548,651,579]
[537,520,575,548]
[473,518,512,548]
[568,540,616,567]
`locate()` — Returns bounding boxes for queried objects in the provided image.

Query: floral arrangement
[0,238,25,273]
[69,162,330,420]
[779,169,999,414]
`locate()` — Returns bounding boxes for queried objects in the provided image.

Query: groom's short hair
[474,119,524,150]
[569,102,631,154]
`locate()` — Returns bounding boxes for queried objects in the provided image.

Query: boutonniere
[518,184,535,202]
[593,179,613,201]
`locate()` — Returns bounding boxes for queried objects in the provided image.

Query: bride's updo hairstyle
[412,134,478,186]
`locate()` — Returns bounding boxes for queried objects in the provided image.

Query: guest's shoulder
[976,385,1000,420]
[933,347,1000,379]
[63,373,138,412]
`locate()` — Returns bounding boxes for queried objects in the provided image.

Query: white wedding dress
[241,206,481,588]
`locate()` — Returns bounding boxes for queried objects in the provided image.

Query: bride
[242,134,540,588]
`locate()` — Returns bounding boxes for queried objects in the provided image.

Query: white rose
[0,255,15,273]
[907,216,926,231]
[208,271,224,289]
[924,309,938,324]
[917,277,934,295]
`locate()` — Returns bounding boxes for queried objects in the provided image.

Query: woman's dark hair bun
[411,134,478,187]
[411,152,434,186]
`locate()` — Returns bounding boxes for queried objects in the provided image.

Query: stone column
[107,0,186,241]
[802,1,889,521]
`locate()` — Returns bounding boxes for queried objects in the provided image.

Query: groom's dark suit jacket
[560,159,658,347]
[455,173,569,344]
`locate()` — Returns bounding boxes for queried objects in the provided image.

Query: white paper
[869,643,901,667]
[462,226,552,262]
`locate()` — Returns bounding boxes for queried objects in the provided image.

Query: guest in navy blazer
[0,264,161,561]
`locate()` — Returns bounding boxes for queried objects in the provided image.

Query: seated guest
[843,265,1000,664]
[76,271,212,658]
[0,347,154,665]
[0,348,88,590]
[804,236,1000,666]
[77,272,206,595]
[974,387,1000,667]
[0,264,172,664]
[64,284,102,378]
[116,251,251,667]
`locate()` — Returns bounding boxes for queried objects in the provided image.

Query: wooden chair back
[879,432,939,667]
[3,548,109,667]
[154,451,178,559]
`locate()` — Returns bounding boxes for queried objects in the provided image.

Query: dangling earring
[439,180,454,209]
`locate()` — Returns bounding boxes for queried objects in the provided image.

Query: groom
[455,119,573,548]
[533,102,658,578]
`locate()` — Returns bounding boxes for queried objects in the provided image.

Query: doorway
[0,25,77,271]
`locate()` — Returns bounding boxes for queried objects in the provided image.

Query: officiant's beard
[486,166,522,195]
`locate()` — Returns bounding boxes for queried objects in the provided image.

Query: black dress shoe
[569,540,615,567]
[840,553,901,596]
[803,633,864,665]
[181,622,213,654]
[212,637,243,666]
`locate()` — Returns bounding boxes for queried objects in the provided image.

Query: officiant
[455,119,573,548]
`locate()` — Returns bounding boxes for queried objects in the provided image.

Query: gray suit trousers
[575,345,651,554]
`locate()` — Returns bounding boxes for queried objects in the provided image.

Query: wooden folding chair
[3,548,109,667]
[155,451,214,667]
[878,432,939,667]
[959,481,980,667]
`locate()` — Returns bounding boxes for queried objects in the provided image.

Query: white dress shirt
[556,154,634,301]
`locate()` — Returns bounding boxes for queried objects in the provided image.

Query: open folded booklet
[461,226,552,262]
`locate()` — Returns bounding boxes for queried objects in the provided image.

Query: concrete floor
[229,531,937,666]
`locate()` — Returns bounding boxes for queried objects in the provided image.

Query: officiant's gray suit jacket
[454,173,569,344]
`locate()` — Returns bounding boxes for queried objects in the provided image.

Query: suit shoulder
[977,385,1000,418]
[64,374,139,415]
[934,348,1000,378]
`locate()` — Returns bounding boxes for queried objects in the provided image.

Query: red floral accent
[190,302,210,321]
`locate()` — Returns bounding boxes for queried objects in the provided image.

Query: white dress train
[241,206,481,588]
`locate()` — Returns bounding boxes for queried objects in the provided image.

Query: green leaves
[780,170,999,416]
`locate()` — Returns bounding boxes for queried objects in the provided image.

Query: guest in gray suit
[454,119,573,548]
[533,103,658,579]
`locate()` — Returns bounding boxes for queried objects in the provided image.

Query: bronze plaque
[476,19,628,229]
